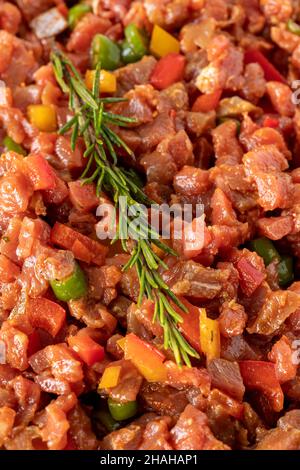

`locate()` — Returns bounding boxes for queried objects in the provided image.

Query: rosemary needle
[51,50,199,366]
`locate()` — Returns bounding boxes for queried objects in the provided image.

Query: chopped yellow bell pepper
[150,25,180,58]
[98,365,122,389]
[216,97,260,118]
[199,308,220,361]
[117,337,126,351]
[27,105,57,132]
[85,70,117,94]
[124,333,167,382]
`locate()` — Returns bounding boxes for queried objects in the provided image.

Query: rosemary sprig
[51,50,199,366]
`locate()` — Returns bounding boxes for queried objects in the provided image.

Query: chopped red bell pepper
[239,361,284,412]
[27,297,66,337]
[174,297,201,353]
[244,49,286,84]
[150,53,186,90]
[192,90,222,113]
[50,222,108,266]
[24,154,56,190]
[27,330,42,357]
[236,257,265,297]
[68,333,105,366]
[123,333,167,382]
[262,116,279,128]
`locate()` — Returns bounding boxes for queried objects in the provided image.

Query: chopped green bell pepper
[95,410,120,432]
[68,3,91,30]
[108,398,138,421]
[287,19,300,36]
[91,34,121,70]
[124,24,147,62]
[50,261,88,302]
[3,136,27,156]
[278,256,294,287]
[121,40,139,64]
[250,237,281,266]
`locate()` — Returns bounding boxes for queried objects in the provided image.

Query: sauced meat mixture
[1,0,300,451]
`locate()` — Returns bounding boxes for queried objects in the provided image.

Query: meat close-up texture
[1,0,300,451]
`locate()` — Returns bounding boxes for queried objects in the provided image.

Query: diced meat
[29,344,84,384]
[266,81,295,117]
[185,110,216,136]
[242,63,266,103]
[54,136,84,171]
[243,145,289,175]
[268,336,297,383]
[202,0,229,21]
[210,164,257,213]
[17,216,50,259]
[107,360,143,403]
[260,0,293,24]
[211,188,239,226]
[170,405,230,450]
[68,181,99,213]
[236,258,265,297]
[0,32,37,88]
[157,130,194,168]
[278,410,300,431]
[257,216,294,240]
[162,260,231,300]
[30,8,67,39]
[218,301,247,338]
[15,0,56,21]
[207,359,245,402]
[115,56,157,94]
[144,0,189,29]
[112,84,156,126]
[68,298,117,334]
[212,121,243,166]
[180,19,216,54]
[157,83,189,113]
[243,127,291,158]
[140,382,188,416]
[68,405,98,450]
[140,151,177,184]
[38,394,77,450]
[128,299,163,337]
[247,290,300,335]
[139,417,173,450]
[137,112,176,152]
[0,2,21,34]
[0,322,28,371]
[165,361,211,395]
[207,388,244,421]
[196,35,244,94]
[101,414,155,450]
[256,427,300,450]
[9,375,40,427]
[4,426,39,450]
[243,145,292,211]
[173,166,211,198]
[0,406,15,446]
